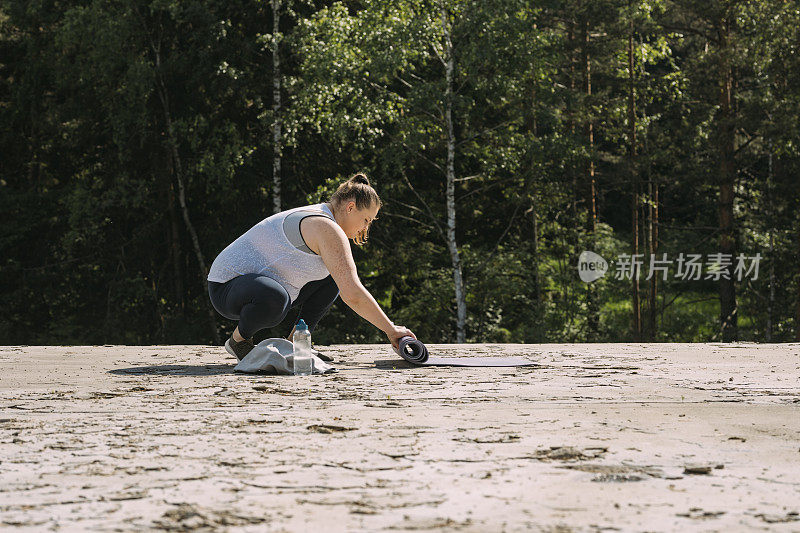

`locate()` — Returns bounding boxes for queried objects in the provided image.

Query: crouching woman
[207,173,416,360]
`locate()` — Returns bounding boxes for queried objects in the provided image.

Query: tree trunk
[168,181,185,312]
[531,197,540,303]
[796,215,800,341]
[271,0,282,214]
[582,23,596,236]
[717,18,738,342]
[441,6,466,343]
[646,50,658,342]
[138,12,221,345]
[648,173,658,340]
[528,39,540,307]
[153,51,221,346]
[766,151,773,342]
[567,21,578,227]
[565,20,577,334]
[628,16,642,341]
[581,20,598,340]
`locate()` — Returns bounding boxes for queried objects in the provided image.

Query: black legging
[207,274,340,339]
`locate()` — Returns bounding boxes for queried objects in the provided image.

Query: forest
[1,0,798,346]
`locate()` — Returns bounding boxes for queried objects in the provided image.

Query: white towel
[234,338,334,375]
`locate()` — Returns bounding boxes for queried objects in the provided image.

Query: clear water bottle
[292,319,313,376]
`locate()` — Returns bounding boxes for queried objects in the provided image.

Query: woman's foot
[225,334,255,361]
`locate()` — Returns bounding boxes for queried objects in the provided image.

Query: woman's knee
[208,281,239,320]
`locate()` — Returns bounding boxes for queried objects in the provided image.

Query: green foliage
[1,0,798,345]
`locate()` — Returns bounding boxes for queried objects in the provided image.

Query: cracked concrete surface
[1,343,799,531]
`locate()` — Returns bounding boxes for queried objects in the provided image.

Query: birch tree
[295,0,474,341]
[43,0,257,344]
[439,4,466,342]
[271,0,282,214]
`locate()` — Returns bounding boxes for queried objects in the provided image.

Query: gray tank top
[207,203,336,302]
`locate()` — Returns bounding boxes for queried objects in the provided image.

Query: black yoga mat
[392,336,535,367]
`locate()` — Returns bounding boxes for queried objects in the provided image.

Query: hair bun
[350,173,370,186]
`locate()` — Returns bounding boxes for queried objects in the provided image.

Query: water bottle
[292,319,313,376]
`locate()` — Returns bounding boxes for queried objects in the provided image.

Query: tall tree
[627,2,642,341]
[294,0,486,342]
[439,4,467,343]
[271,0,283,214]
[661,0,746,341]
[715,9,737,342]
[136,5,220,344]
[581,16,600,339]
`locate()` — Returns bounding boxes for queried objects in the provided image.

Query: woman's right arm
[312,219,416,348]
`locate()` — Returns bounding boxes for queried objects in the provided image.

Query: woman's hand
[385,324,417,350]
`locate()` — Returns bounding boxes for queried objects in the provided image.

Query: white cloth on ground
[234,338,334,374]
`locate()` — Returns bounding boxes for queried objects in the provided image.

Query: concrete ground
[1,342,799,532]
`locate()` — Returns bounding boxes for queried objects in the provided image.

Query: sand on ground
[1,343,799,531]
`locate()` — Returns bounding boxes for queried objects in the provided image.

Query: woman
[207,173,416,361]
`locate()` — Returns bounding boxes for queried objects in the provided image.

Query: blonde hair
[328,173,381,246]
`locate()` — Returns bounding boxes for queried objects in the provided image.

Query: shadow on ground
[372,359,418,370]
[109,364,236,376]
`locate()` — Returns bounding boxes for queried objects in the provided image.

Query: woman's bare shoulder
[299,215,342,255]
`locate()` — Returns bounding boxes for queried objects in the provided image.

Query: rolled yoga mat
[392,336,535,367]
